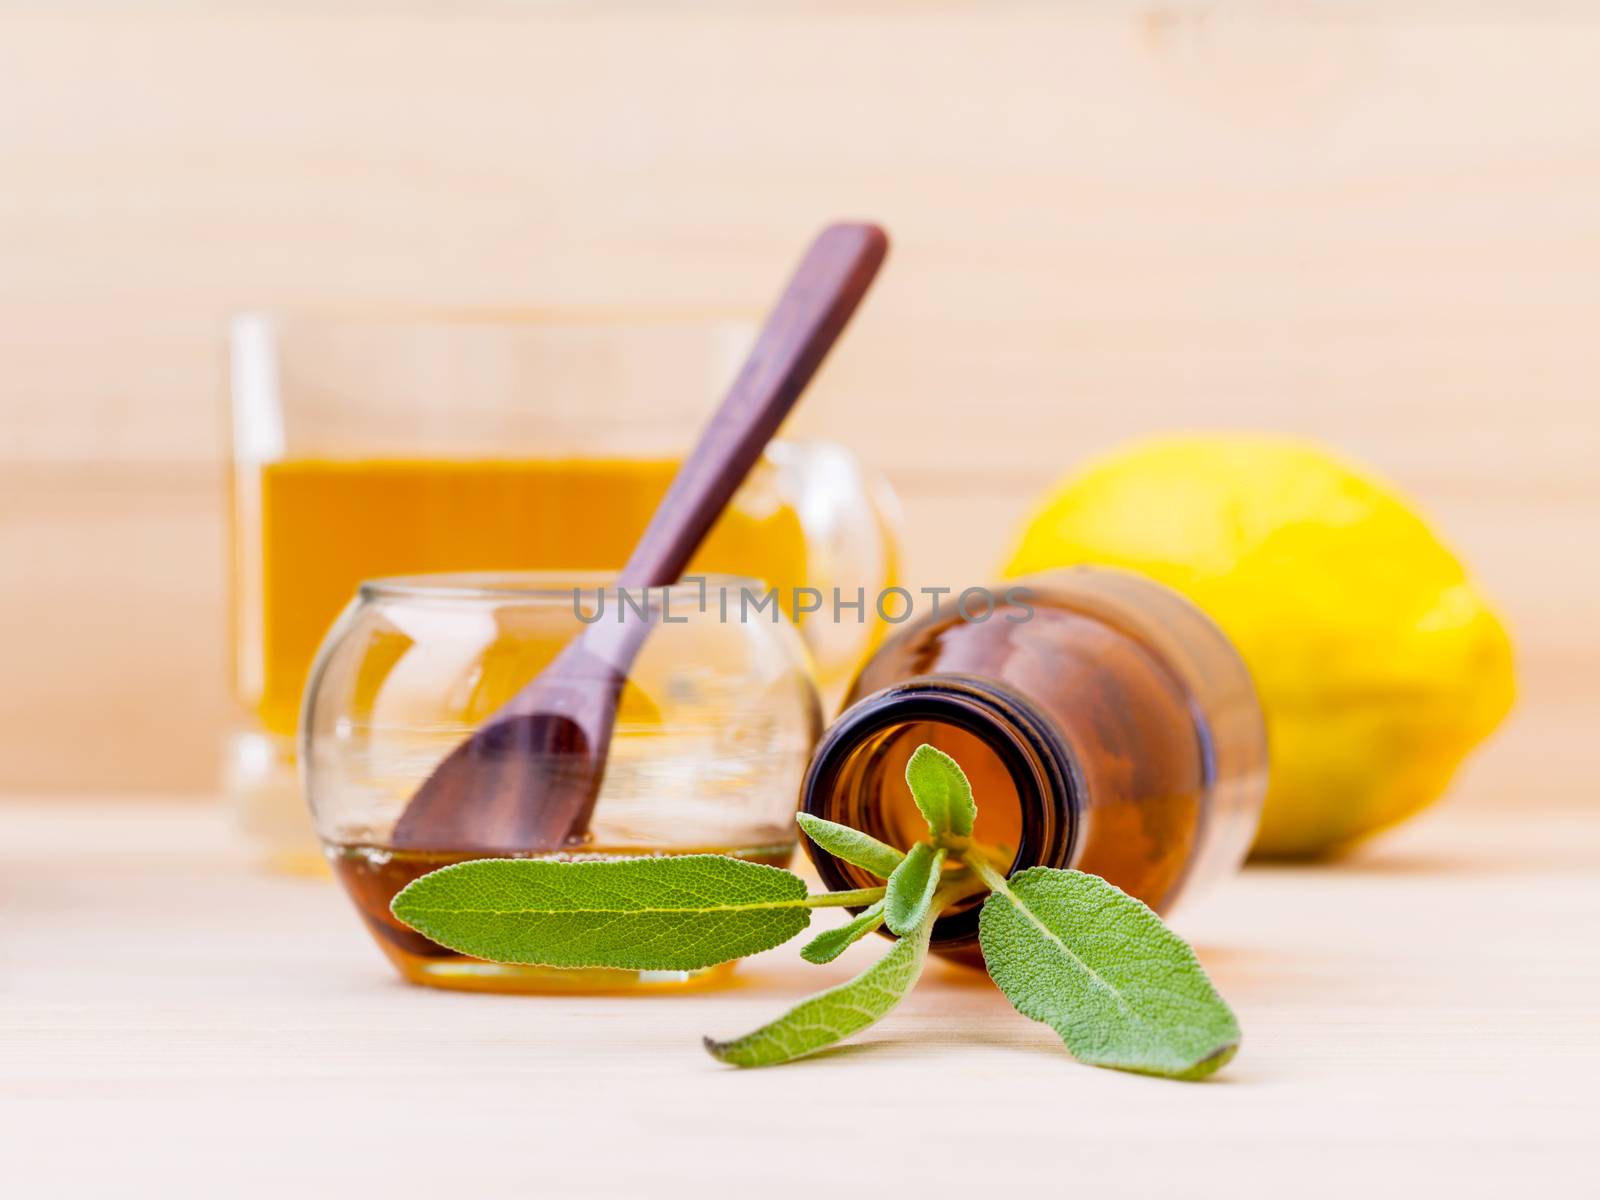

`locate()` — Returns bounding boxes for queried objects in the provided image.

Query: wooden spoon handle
[616,222,889,590]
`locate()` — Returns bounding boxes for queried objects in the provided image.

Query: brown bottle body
[801,568,1267,952]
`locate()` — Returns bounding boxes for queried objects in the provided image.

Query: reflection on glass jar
[303,573,821,991]
[228,311,898,867]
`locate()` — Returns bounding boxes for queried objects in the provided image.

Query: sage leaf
[706,913,934,1067]
[884,841,944,936]
[799,899,886,965]
[978,867,1240,1080]
[391,855,811,972]
[796,813,906,880]
[904,743,976,837]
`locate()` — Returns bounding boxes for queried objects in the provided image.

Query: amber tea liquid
[235,457,810,735]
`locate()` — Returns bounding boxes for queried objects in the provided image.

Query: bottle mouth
[799,675,1082,949]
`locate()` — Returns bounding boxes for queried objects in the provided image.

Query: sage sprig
[799,898,885,965]
[706,905,936,1068]
[391,743,1241,1080]
[883,841,944,935]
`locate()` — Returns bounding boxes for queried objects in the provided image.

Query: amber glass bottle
[800,567,1267,953]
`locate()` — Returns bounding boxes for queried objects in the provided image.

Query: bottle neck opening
[800,675,1081,948]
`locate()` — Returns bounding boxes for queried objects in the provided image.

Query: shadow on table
[795,1028,1269,1084]
[1248,849,1492,879]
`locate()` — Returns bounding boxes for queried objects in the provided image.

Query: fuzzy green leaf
[706,913,934,1067]
[391,855,811,972]
[796,813,906,881]
[904,743,976,837]
[884,841,944,936]
[799,899,886,965]
[977,867,1240,1080]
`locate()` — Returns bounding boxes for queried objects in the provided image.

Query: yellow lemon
[1002,434,1515,858]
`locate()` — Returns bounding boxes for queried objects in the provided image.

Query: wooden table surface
[4,797,1597,1197]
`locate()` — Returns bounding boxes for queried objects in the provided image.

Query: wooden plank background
[2,3,1597,799]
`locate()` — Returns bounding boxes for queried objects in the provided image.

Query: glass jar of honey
[800,567,1268,953]
[302,572,821,992]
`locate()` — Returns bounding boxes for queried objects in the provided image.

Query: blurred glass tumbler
[227,311,900,868]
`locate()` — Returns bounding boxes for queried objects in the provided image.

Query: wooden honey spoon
[390,222,889,853]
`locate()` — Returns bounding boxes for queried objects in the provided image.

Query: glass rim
[359,570,769,604]
[231,304,760,334]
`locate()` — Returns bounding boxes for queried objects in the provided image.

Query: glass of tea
[227,310,899,868]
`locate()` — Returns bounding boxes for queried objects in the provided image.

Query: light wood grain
[1,795,1596,1196]
[1,4,1598,791]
